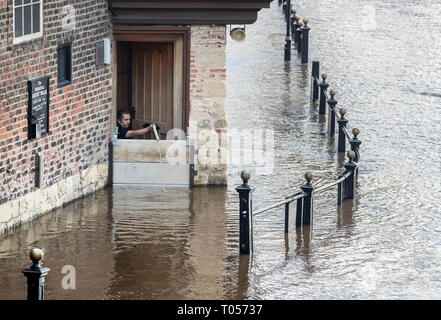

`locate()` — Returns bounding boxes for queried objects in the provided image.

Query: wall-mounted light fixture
[229,25,246,42]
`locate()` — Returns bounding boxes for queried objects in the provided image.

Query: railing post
[311,61,320,103]
[293,15,300,45]
[295,197,303,228]
[337,180,343,205]
[300,172,314,226]
[300,18,310,64]
[327,90,337,137]
[350,128,361,176]
[337,108,348,152]
[22,248,50,300]
[285,0,291,22]
[284,202,290,234]
[284,0,292,61]
[343,151,358,200]
[319,74,329,115]
[296,21,304,53]
[350,128,362,163]
[290,9,297,39]
[236,170,254,255]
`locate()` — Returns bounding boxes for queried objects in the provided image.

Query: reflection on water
[0,189,114,300]
[1,0,441,299]
[0,186,239,300]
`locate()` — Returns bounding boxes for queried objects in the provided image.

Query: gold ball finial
[339,108,347,116]
[30,248,44,263]
[352,128,360,138]
[322,73,327,80]
[240,170,251,183]
[330,90,337,97]
[347,151,355,160]
[305,172,313,182]
[295,15,300,21]
[303,18,309,25]
[292,9,297,14]
[298,21,304,27]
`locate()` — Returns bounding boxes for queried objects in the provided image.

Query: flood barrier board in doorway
[112,139,191,187]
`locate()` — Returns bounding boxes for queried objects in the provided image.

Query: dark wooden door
[131,42,174,139]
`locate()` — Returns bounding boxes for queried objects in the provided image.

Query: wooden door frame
[113,26,191,136]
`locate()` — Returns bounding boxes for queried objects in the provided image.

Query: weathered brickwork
[189,25,228,185]
[0,0,113,234]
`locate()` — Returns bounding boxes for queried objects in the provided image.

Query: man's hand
[143,123,161,130]
[125,125,149,138]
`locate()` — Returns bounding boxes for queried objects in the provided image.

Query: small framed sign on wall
[28,76,50,140]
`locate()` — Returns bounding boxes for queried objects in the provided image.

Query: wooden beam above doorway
[108,0,273,25]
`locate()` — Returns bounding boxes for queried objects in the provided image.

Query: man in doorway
[117,110,158,139]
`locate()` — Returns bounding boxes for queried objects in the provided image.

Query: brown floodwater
[1,0,441,299]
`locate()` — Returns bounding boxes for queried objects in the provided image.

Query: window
[13,0,43,44]
[57,43,72,88]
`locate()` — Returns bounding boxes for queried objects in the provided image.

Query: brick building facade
[0,0,112,234]
[0,0,272,234]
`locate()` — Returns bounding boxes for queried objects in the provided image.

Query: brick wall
[189,25,228,185]
[0,0,112,233]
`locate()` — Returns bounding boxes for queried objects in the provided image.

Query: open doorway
[114,27,190,140]
[117,41,173,140]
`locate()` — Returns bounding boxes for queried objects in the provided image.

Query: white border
[13,0,44,45]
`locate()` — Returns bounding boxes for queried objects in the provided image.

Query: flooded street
[1,0,441,299]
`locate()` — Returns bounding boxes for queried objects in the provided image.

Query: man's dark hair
[117,110,131,121]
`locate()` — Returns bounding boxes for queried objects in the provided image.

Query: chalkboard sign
[28,76,50,139]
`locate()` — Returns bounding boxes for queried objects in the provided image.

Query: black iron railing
[236,78,362,254]
[281,0,311,63]
[236,4,363,255]
[236,149,359,255]
[311,61,362,162]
